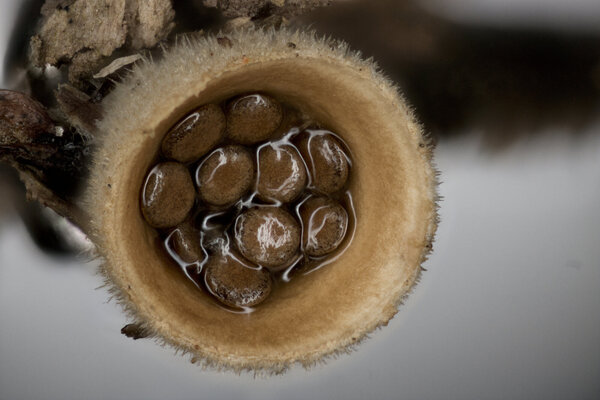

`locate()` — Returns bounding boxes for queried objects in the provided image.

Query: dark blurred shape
[0,166,19,221]
[2,0,51,98]
[169,0,225,35]
[298,0,600,146]
[2,0,45,77]
[19,197,84,255]
[0,166,85,256]
[121,323,150,340]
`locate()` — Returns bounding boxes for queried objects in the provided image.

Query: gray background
[1,1,599,399]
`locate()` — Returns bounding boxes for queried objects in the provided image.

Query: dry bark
[30,0,174,86]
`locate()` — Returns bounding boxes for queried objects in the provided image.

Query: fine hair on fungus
[85,29,438,373]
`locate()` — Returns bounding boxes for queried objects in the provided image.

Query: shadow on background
[0,165,83,256]
[298,0,600,148]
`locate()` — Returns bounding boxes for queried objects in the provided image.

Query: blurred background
[1,1,599,399]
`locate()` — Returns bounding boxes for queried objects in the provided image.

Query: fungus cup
[85,29,438,373]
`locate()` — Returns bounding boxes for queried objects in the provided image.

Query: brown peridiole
[195,144,255,206]
[161,104,226,163]
[295,131,350,195]
[299,196,349,257]
[85,29,438,373]
[256,143,307,203]
[140,162,195,229]
[205,252,273,308]
[233,205,302,271]
[166,222,205,265]
[226,93,283,145]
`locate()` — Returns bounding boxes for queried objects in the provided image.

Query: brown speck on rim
[217,36,232,48]
[121,323,150,340]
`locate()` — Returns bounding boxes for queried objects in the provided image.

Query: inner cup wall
[118,58,430,361]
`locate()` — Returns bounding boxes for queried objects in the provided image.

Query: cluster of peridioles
[140,93,355,311]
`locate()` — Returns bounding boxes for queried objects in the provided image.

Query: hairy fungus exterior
[84,29,439,373]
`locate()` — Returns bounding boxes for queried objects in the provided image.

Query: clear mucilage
[140,93,355,311]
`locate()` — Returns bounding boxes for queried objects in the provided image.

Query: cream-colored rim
[84,29,438,374]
